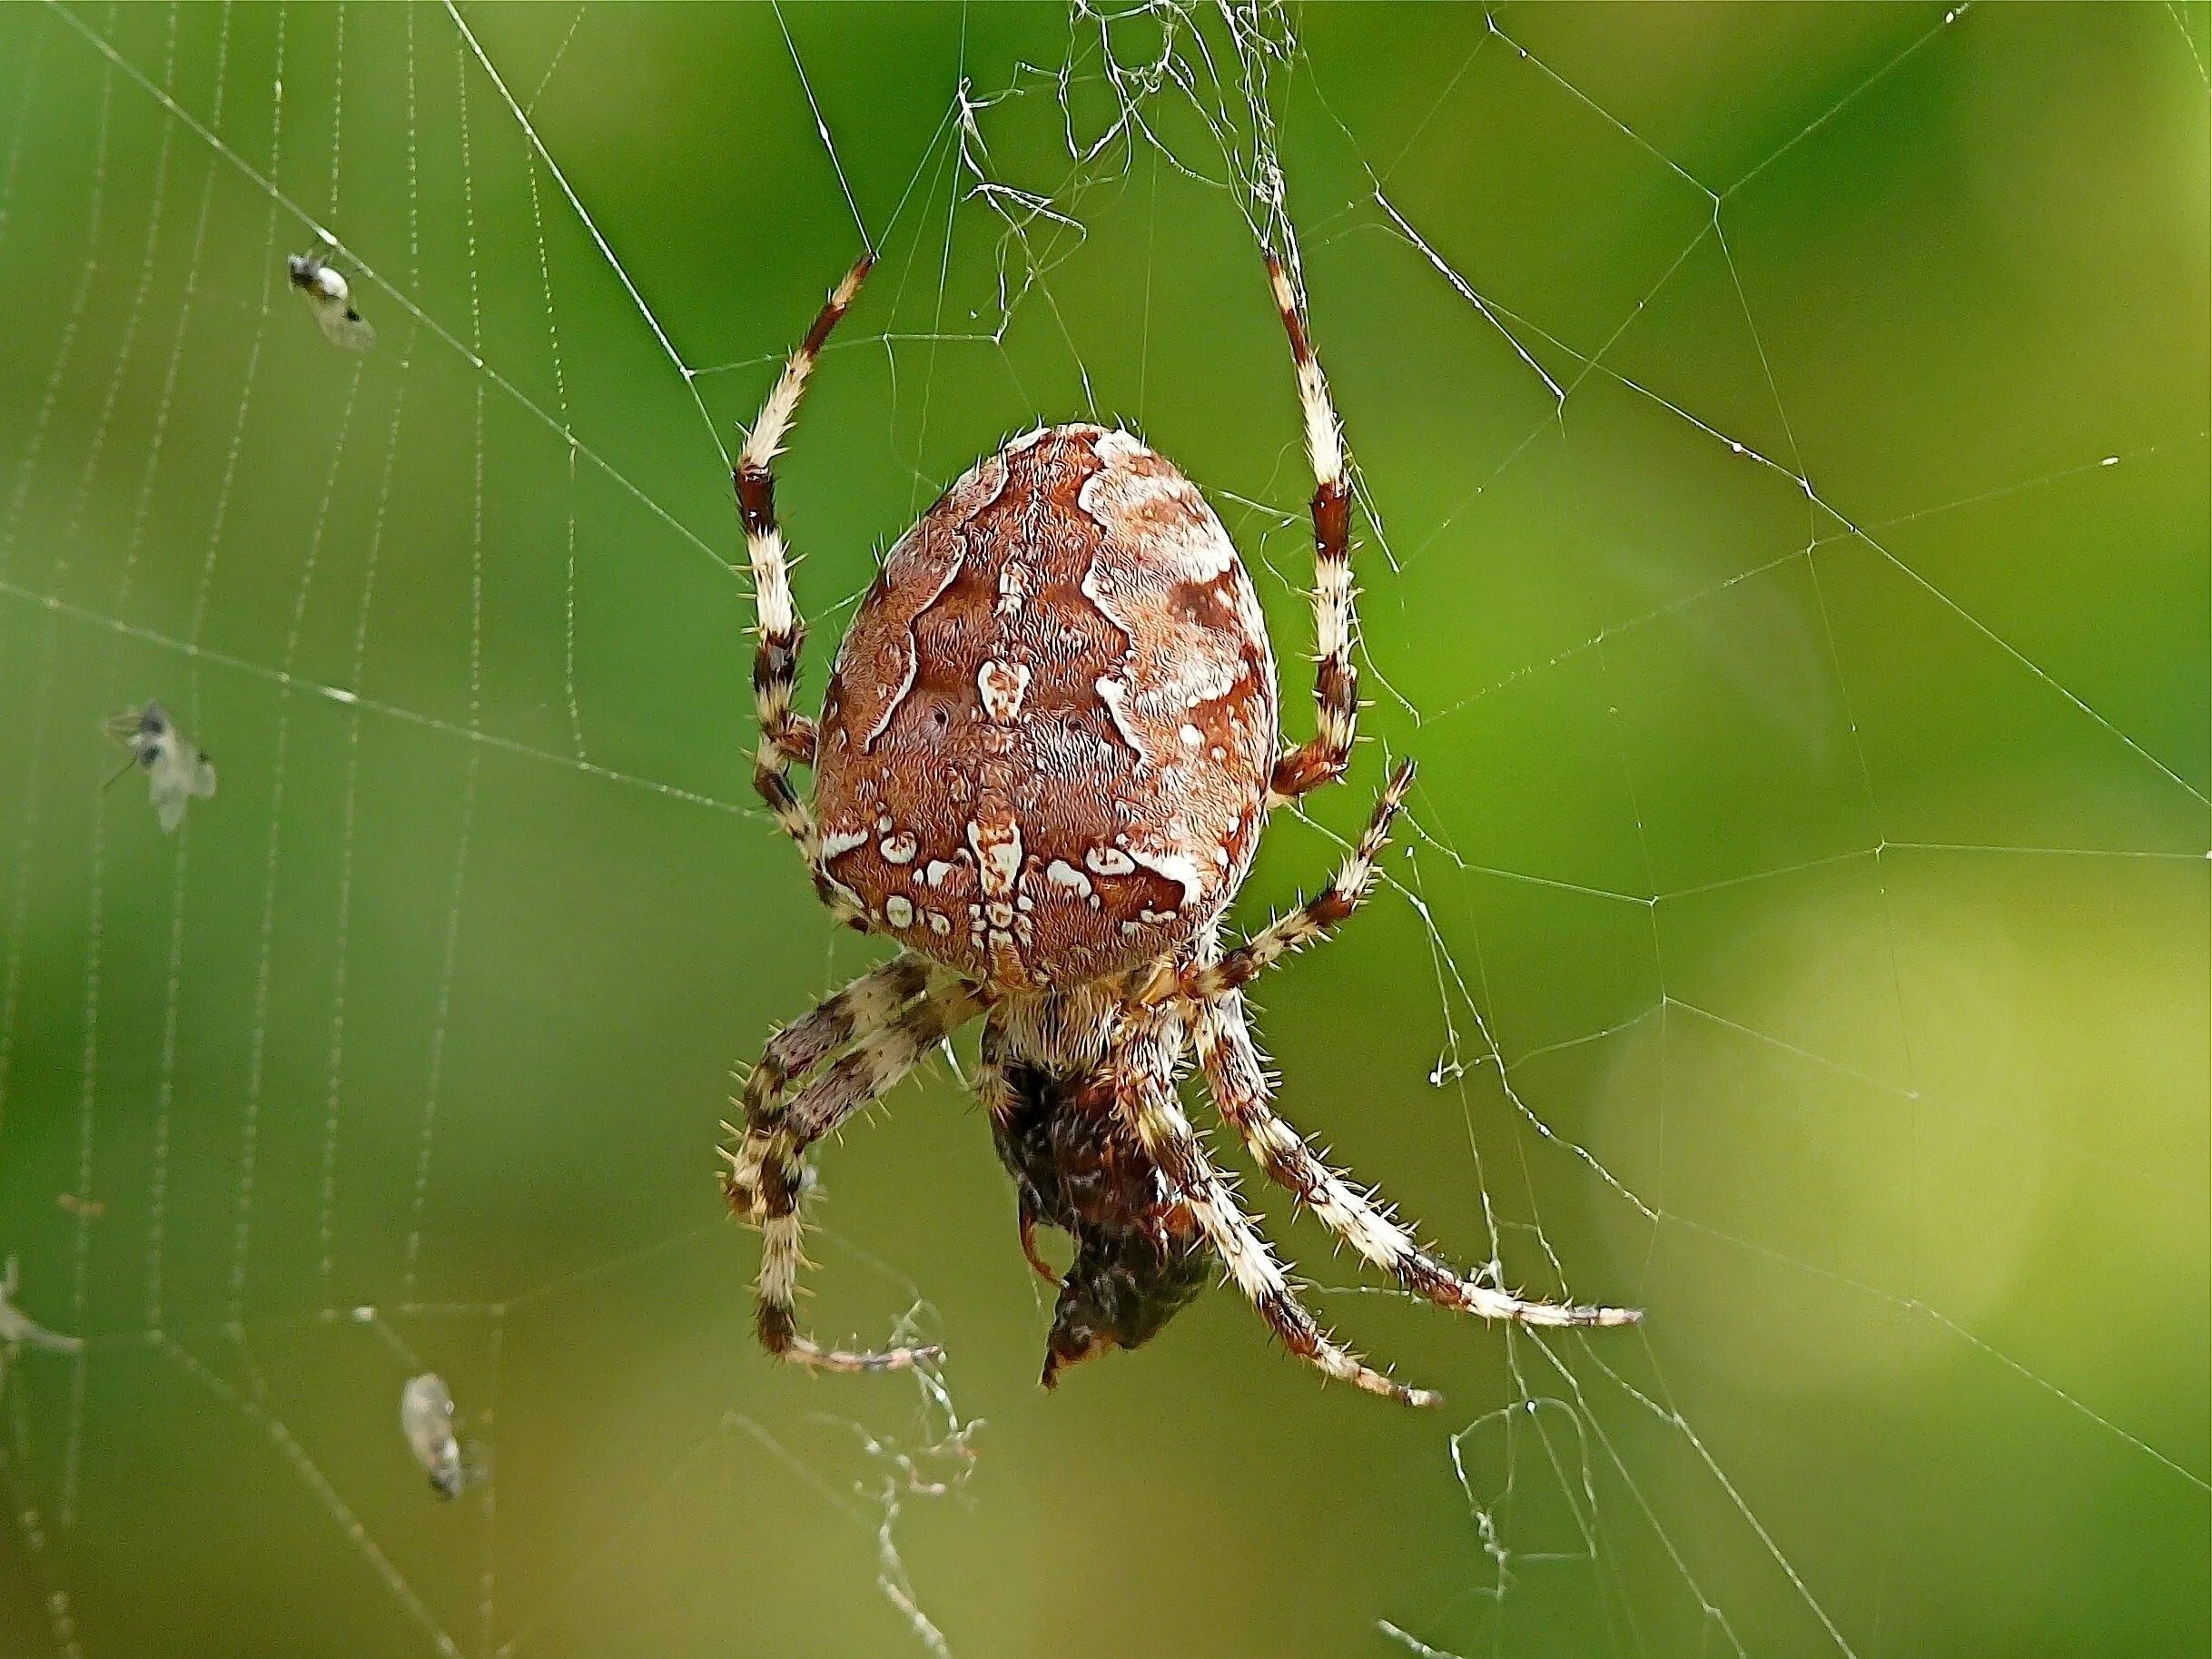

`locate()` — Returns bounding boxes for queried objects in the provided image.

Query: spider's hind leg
[1194,990,1640,1329]
[1111,1002,1440,1407]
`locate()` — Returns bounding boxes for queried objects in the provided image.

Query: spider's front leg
[734,254,872,926]
[721,955,983,1373]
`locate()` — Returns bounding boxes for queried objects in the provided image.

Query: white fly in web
[399,1372,468,1500]
[0,1258,83,1356]
[105,700,217,833]
[287,248,378,352]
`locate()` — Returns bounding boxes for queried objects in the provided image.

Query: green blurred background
[0,4,2204,1655]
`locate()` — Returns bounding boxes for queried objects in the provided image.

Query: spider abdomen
[814,424,1279,991]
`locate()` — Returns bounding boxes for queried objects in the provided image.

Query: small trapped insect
[0,1257,82,1355]
[398,1372,469,1499]
[716,253,1640,1407]
[287,247,376,352]
[104,701,216,833]
[54,1193,104,1220]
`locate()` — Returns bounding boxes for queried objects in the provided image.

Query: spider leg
[1264,253,1358,806]
[1180,759,1414,1002]
[734,254,873,925]
[1194,990,1639,1328]
[731,953,934,1136]
[724,965,983,1374]
[1112,1003,1440,1407]
[773,974,983,1146]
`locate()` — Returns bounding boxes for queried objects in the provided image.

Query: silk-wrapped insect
[106,701,215,833]
[287,248,376,352]
[398,1373,467,1500]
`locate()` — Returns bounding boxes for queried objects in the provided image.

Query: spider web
[0,4,2205,1655]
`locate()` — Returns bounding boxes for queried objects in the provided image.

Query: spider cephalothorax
[719,254,1637,1405]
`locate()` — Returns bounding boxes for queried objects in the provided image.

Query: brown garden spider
[719,253,1637,1406]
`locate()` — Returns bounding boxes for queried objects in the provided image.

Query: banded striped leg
[1265,253,1358,805]
[726,969,983,1373]
[1182,759,1415,1002]
[1194,991,1639,1328]
[734,254,873,923]
[1111,1003,1440,1407]
[719,953,933,1210]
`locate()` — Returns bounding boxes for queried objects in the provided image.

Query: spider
[719,253,1638,1406]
